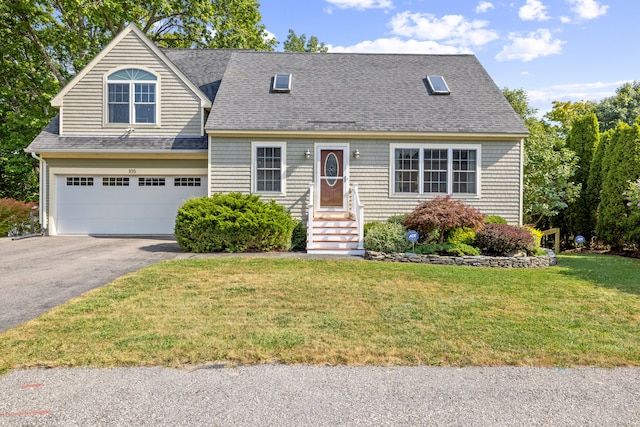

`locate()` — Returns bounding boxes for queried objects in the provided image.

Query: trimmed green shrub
[0,198,38,237]
[447,227,476,245]
[175,193,295,253]
[386,214,408,225]
[414,242,480,256]
[475,223,536,256]
[404,196,485,243]
[363,221,382,237]
[290,219,307,251]
[364,222,411,253]
[484,215,508,224]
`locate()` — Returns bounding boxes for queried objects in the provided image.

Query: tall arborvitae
[586,129,611,240]
[596,121,640,249]
[565,113,599,241]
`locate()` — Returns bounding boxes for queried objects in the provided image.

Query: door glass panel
[324,153,339,186]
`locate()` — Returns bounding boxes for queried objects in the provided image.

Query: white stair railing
[350,183,365,250]
[307,182,315,250]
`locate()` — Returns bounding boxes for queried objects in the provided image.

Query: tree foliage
[596,121,640,249]
[545,100,596,138]
[595,81,640,132]
[0,0,275,201]
[502,88,580,226]
[283,29,328,53]
[565,113,599,239]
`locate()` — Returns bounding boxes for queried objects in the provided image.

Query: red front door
[318,148,347,210]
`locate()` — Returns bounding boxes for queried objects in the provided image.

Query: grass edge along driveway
[1,253,639,374]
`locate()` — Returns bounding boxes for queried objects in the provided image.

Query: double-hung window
[107,68,157,124]
[252,142,285,194]
[392,146,479,195]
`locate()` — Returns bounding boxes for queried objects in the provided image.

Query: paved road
[0,365,638,426]
[0,236,186,332]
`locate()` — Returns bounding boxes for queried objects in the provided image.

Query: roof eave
[206,129,529,140]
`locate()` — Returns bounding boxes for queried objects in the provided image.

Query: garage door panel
[56,175,206,235]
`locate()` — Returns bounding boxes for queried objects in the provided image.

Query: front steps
[306,215,364,256]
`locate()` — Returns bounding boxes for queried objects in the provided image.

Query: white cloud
[325,0,393,10]
[527,80,631,114]
[389,11,499,47]
[560,16,572,23]
[476,1,494,13]
[519,0,550,21]
[566,0,609,20]
[495,29,565,62]
[328,37,473,54]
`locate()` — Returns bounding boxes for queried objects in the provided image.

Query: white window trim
[389,143,481,198]
[103,66,161,128]
[251,141,286,196]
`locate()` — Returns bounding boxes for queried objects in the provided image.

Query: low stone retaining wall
[365,249,557,268]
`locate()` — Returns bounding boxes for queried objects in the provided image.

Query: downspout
[519,137,524,226]
[31,152,48,234]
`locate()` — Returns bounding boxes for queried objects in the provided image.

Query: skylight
[426,75,450,95]
[272,74,292,92]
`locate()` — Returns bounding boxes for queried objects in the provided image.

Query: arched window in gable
[107,68,157,124]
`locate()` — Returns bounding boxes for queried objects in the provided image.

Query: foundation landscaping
[363,196,554,268]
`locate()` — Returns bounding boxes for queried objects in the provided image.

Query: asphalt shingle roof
[27,116,207,152]
[205,51,529,135]
[27,49,528,154]
[162,49,234,102]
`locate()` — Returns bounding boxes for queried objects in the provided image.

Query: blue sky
[259,0,634,115]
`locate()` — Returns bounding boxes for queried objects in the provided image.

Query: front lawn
[1,253,639,374]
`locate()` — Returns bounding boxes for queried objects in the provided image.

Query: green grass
[1,253,639,374]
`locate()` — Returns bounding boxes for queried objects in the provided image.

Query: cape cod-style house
[27,24,529,255]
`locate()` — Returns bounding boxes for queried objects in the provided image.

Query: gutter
[30,152,48,234]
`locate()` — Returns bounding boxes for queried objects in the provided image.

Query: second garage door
[55,175,207,235]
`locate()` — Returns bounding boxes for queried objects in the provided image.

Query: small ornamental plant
[0,198,38,237]
[364,222,411,253]
[475,223,536,256]
[404,195,485,243]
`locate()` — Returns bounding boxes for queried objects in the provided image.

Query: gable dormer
[51,24,211,137]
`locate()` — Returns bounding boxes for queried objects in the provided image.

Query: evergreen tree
[596,122,640,249]
[586,129,610,240]
[565,113,599,240]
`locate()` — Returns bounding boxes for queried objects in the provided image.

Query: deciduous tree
[1,0,275,201]
[502,88,580,227]
[595,81,640,132]
[283,29,328,53]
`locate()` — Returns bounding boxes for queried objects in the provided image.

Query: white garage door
[55,175,207,235]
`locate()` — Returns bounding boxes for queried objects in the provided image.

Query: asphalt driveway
[0,236,187,333]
